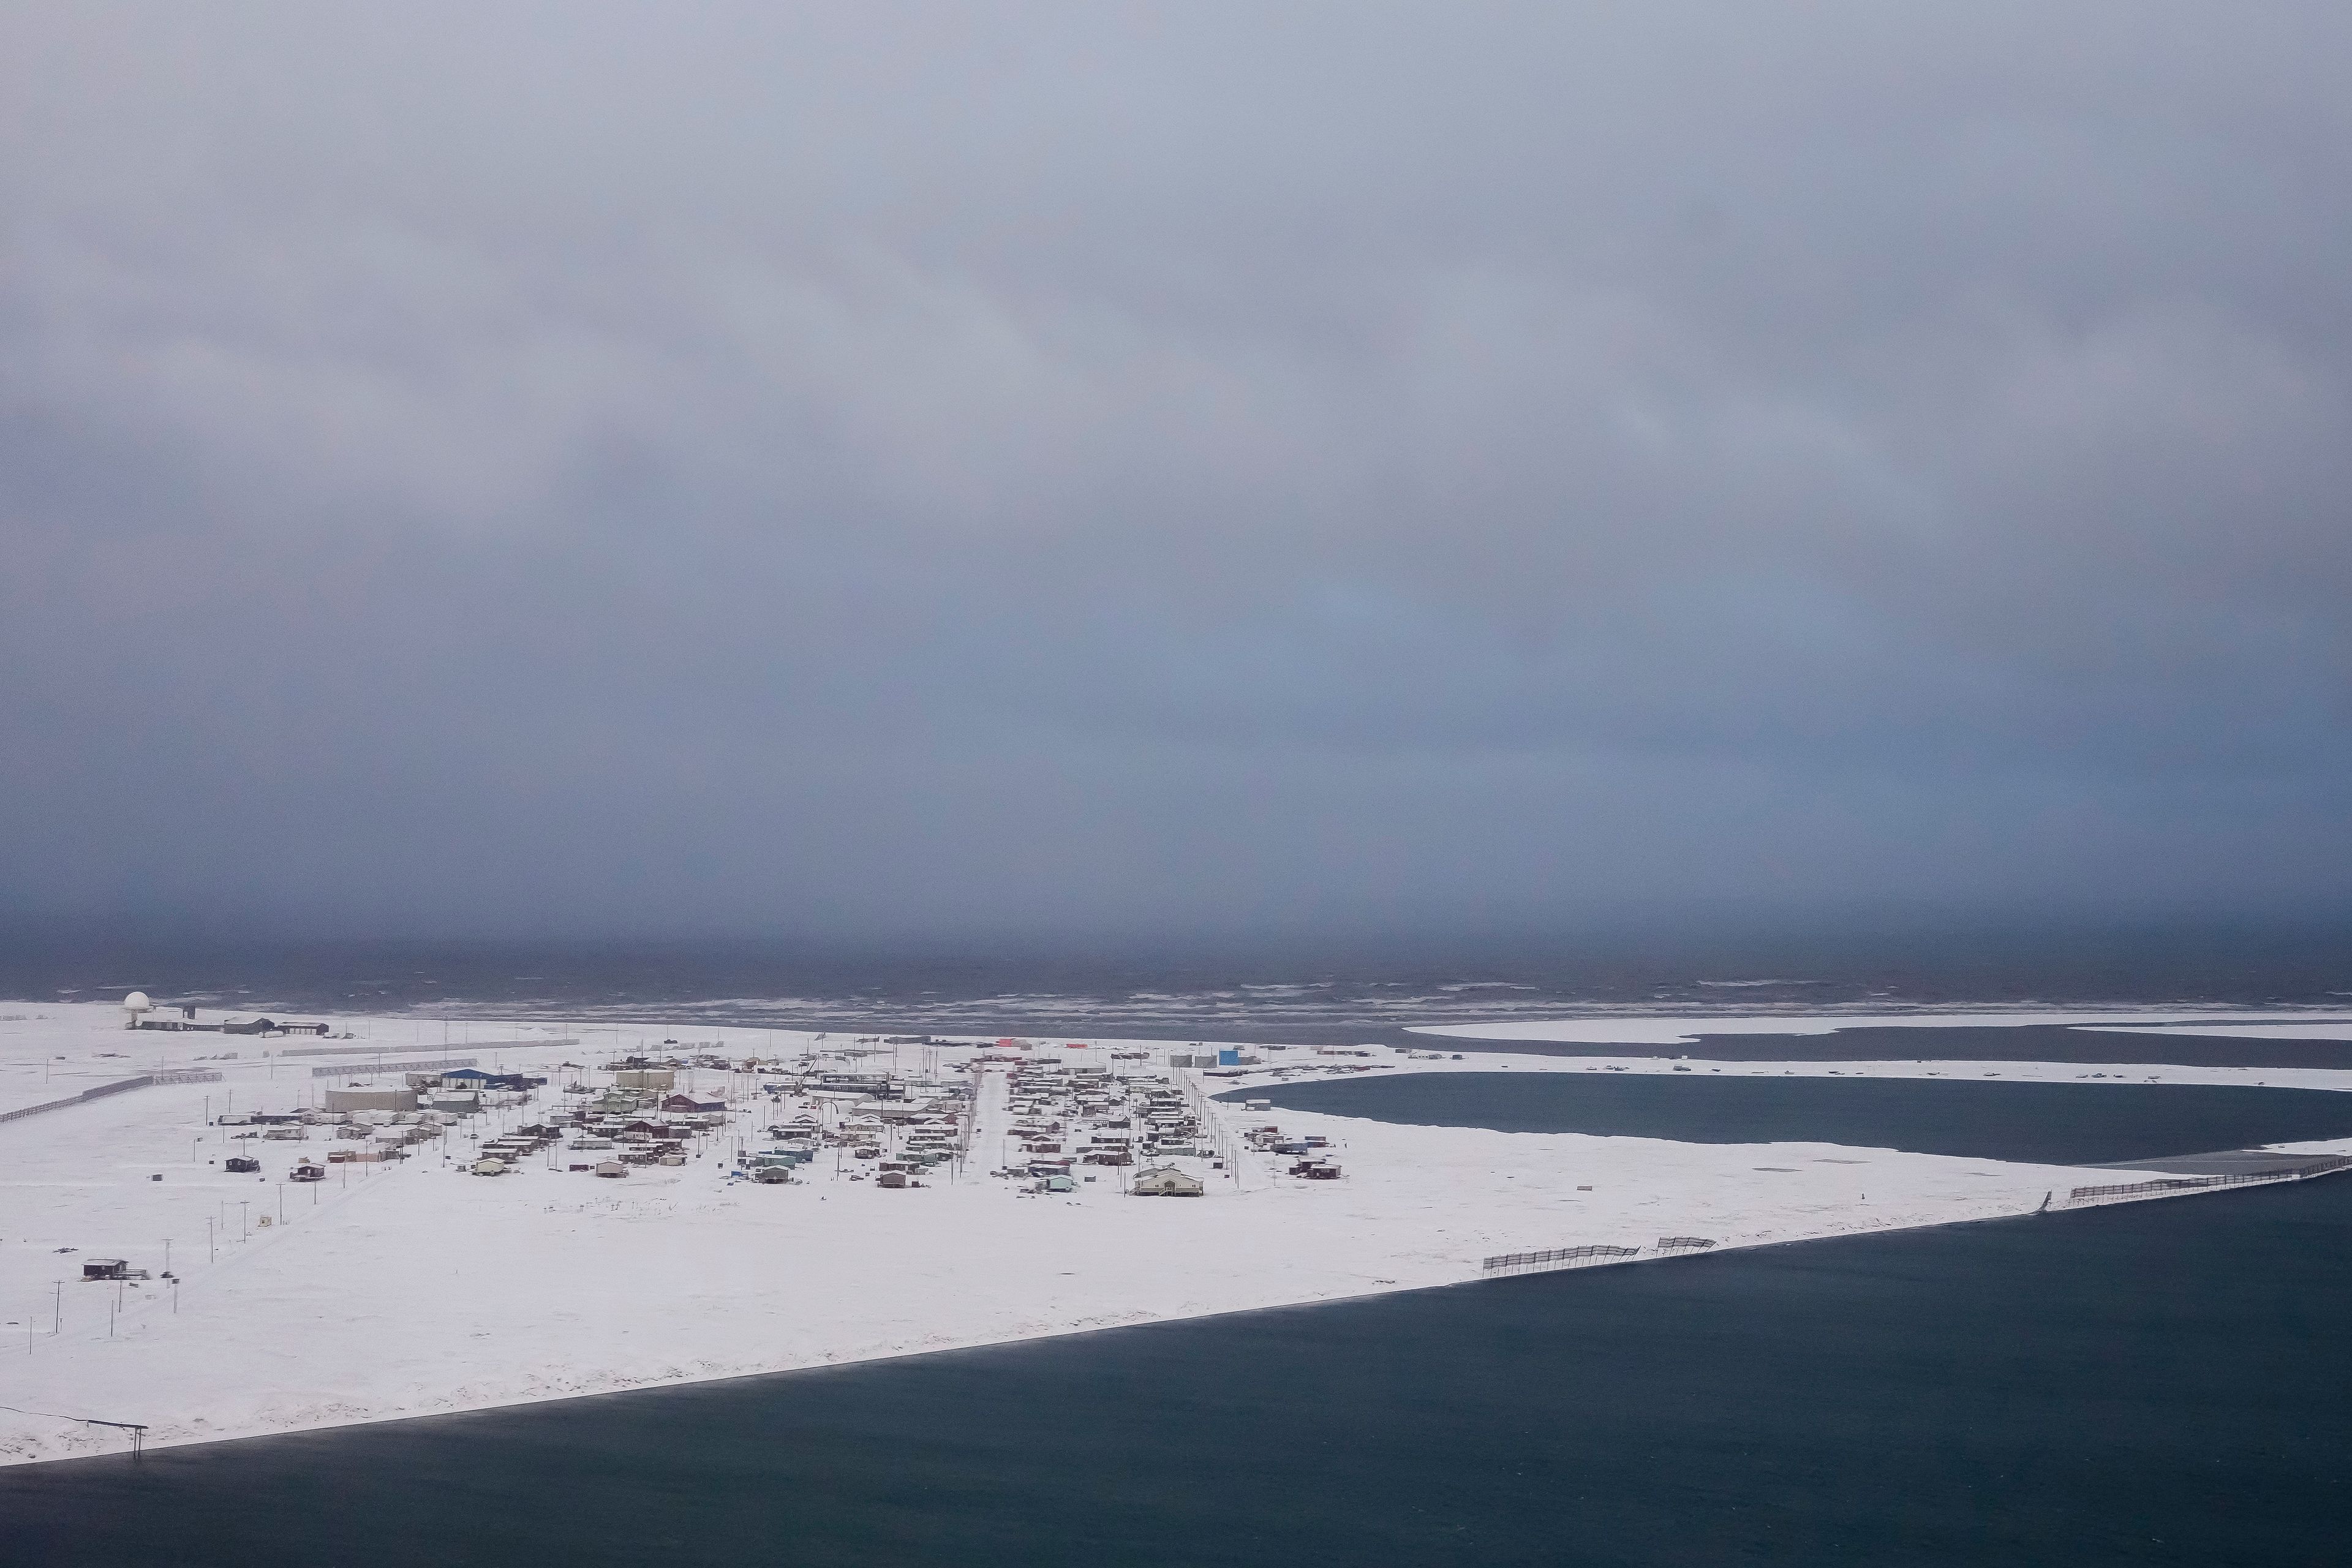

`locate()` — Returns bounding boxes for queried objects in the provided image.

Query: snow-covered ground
[5,1000,2349,1467]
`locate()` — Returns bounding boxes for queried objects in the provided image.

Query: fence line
[1483,1155,2352,1278]
[311,1057,478,1080]
[1483,1243,1642,1276]
[2053,1153,2352,1210]
[0,1069,224,1126]
[277,1038,576,1058]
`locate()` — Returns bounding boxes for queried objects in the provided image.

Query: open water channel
[1229,1070,2352,1165]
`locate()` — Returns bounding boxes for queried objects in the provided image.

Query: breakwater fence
[276,1038,577,1058]
[2048,1153,2352,1212]
[0,1069,225,1126]
[311,1057,478,1079]
[1483,1238,1716,1278]
[1483,1157,2352,1275]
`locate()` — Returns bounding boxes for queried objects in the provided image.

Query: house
[224,1156,261,1174]
[1131,1166,1205,1197]
[288,1163,326,1182]
[325,1087,418,1115]
[442,1069,543,1091]
[662,1093,725,1115]
[622,1118,690,1140]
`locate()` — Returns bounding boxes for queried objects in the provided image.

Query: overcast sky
[4,2,2349,944]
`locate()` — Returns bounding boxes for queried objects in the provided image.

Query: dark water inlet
[1434,1022,2352,1069]
[1227,1071,2352,1165]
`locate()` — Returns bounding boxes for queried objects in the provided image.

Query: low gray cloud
[4,2,2349,941]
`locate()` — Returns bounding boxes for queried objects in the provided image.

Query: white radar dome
[124,991,152,1014]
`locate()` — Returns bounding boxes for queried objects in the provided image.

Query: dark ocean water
[7,924,2352,1045]
[4,1175,2348,1567]
[1229,1073,2352,1164]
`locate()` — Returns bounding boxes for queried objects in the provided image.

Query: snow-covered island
[6,998,2351,1466]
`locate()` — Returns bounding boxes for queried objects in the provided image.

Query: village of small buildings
[198,1035,1361,1200]
[6,1001,1417,1359]
[23,1006,1391,1274]
[10,1000,1611,1466]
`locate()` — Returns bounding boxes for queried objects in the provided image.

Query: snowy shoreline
[6,1000,2351,1468]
